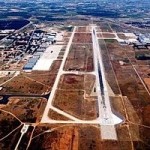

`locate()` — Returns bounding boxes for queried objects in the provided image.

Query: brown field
[1,97,47,123]
[134,65,150,79]
[28,124,148,150]
[97,33,116,39]
[98,39,120,94]
[53,73,97,120]
[72,33,92,43]
[58,74,84,90]
[56,73,97,120]
[24,71,57,87]
[0,60,61,95]
[58,74,96,96]
[0,74,49,95]
[103,37,150,148]
[110,96,126,120]
[0,110,21,139]
[48,109,70,121]
[111,96,150,149]
[29,124,102,150]
[0,76,12,85]
[76,26,91,33]
[0,71,15,85]
[105,39,149,66]
[53,90,98,120]
[0,125,22,150]
[64,44,94,72]
[97,33,103,38]
[84,74,96,95]
[144,78,150,91]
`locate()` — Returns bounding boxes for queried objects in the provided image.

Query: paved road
[41,27,81,123]
[14,124,29,150]
[92,25,118,140]
[0,71,20,87]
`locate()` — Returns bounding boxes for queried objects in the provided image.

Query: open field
[28,123,149,150]
[106,39,150,65]
[98,39,120,94]
[58,74,84,90]
[76,26,91,33]
[72,33,92,43]
[48,109,70,121]
[64,44,94,72]
[104,39,150,124]
[102,37,150,148]
[97,33,116,39]
[53,90,98,120]
[110,96,126,120]
[24,72,57,87]
[0,76,13,85]
[0,60,61,95]
[0,110,21,139]
[58,74,95,96]
[52,74,97,120]
[144,78,150,91]
[0,71,15,85]
[133,65,150,91]
[1,122,149,150]
[0,74,49,95]
[0,125,23,150]
[29,124,102,150]
[1,97,47,123]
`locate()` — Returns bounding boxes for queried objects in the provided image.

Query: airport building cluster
[0,28,64,70]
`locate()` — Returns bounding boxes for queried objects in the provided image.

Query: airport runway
[91,25,118,140]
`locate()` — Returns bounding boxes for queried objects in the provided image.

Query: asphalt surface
[92,25,118,140]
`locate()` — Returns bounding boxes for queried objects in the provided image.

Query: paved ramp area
[33,45,63,71]
[101,125,117,140]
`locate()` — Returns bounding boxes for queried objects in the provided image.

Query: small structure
[138,34,150,45]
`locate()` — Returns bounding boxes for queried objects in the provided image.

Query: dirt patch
[73,33,92,43]
[102,33,116,39]
[29,124,101,150]
[76,26,91,33]
[53,90,98,120]
[1,97,47,123]
[0,125,22,150]
[58,74,84,90]
[144,78,150,91]
[48,109,70,121]
[64,44,94,72]
[0,74,49,95]
[0,110,21,139]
